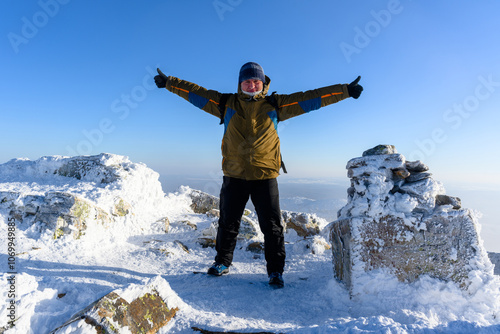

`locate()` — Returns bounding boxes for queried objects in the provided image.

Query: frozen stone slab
[331,209,489,292]
[362,144,397,156]
[436,194,462,210]
[405,160,429,173]
[405,172,432,183]
[347,154,405,173]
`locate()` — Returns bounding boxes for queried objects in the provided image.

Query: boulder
[282,211,325,237]
[435,194,462,210]
[246,241,265,253]
[330,145,494,294]
[405,160,429,173]
[50,276,180,334]
[181,219,198,230]
[185,188,252,216]
[238,216,259,239]
[201,215,261,242]
[188,189,220,214]
[112,197,133,217]
[197,237,216,248]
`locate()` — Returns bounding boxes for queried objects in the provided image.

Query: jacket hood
[238,75,271,101]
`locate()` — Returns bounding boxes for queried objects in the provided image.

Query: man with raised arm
[154,62,363,288]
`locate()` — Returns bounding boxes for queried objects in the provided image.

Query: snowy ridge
[0,153,166,218]
[1,153,500,333]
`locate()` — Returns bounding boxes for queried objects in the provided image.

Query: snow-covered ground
[1,155,500,333]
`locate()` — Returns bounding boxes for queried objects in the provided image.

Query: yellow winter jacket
[164,75,350,180]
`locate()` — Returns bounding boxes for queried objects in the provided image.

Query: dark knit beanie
[238,62,265,83]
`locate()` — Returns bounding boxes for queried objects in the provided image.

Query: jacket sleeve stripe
[278,92,344,109]
[321,92,343,98]
[171,85,190,94]
[280,101,299,108]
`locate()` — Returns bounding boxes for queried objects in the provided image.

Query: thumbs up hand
[347,76,363,99]
[154,68,169,88]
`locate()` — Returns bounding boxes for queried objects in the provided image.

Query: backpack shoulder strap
[218,93,232,125]
[265,91,280,114]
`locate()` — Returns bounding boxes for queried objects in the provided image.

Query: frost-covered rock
[282,210,328,237]
[2,191,111,239]
[489,252,500,275]
[50,276,181,334]
[362,144,398,156]
[187,188,220,214]
[200,214,262,246]
[330,145,495,294]
[0,153,169,239]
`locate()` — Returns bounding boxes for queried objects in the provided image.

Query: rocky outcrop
[190,191,330,251]
[330,145,494,293]
[0,153,169,239]
[1,191,111,239]
[50,276,181,334]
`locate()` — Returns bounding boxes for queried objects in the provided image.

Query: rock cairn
[330,145,494,294]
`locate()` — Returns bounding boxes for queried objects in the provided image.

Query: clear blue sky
[2,0,500,186]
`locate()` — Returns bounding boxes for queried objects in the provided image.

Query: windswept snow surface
[1,155,500,333]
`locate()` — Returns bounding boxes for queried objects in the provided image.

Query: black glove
[154,68,168,88]
[347,76,363,99]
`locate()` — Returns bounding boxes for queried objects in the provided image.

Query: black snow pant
[215,176,286,275]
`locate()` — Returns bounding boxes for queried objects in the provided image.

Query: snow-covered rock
[282,210,328,237]
[0,153,170,240]
[489,252,500,275]
[199,213,262,246]
[50,276,182,334]
[330,145,495,294]
[187,188,220,214]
